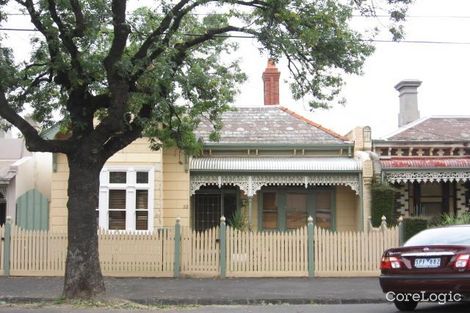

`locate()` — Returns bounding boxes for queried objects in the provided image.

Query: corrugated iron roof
[381,158,470,169]
[190,157,362,172]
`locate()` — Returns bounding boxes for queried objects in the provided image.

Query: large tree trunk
[63,154,105,299]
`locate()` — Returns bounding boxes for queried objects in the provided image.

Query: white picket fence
[315,226,399,277]
[7,225,174,277]
[227,226,308,277]
[1,223,399,277]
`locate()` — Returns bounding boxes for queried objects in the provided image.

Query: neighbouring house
[373,80,470,221]
[48,60,374,233]
[0,123,51,229]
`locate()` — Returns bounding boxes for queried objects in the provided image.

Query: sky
[2,0,470,139]
[233,0,470,138]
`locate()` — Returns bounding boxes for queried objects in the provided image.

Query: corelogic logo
[386,291,463,305]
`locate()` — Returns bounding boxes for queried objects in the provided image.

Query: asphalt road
[1,303,470,313]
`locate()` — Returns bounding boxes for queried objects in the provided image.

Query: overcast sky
[2,0,470,139]
[234,0,470,138]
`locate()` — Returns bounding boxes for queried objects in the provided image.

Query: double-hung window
[98,168,154,231]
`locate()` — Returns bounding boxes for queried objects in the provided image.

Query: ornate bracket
[385,171,470,184]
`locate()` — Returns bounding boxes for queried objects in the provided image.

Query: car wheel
[393,299,418,311]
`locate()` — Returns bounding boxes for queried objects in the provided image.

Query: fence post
[173,217,181,278]
[220,216,226,278]
[398,216,404,246]
[307,216,314,277]
[3,216,11,276]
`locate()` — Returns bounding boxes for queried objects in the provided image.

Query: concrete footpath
[0,277,386,305]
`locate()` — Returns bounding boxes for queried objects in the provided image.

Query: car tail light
[380,256,401,270]
[454,254,470,269]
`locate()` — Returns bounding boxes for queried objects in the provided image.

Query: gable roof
[383,116,470,142]
[195,106,347,146]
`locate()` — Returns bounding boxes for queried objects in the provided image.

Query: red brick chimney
[262,59,280,105]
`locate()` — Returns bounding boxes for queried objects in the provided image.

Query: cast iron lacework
[385,171,470,184]
[190,174,360,197]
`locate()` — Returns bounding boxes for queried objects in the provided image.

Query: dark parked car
[379,225,470,311]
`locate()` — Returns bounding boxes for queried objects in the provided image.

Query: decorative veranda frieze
[385,171,470,184]
[190,174,360,197]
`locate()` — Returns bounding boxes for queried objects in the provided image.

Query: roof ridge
[381,116,432,140]
[278,106,347,141]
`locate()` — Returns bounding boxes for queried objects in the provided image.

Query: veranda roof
[381,158,470,183]
[190,157,362,173]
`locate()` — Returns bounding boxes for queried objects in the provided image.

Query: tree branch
[103,0,130,73]
[46,0,84,81]
[69,0,86,37]
[0,90,72,153]
[16,0,72,88]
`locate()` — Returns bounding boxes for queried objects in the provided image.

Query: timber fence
[1,215,401,278]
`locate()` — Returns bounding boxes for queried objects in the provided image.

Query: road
[1,303,469,313]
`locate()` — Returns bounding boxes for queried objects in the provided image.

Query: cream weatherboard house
[48,61,375,233]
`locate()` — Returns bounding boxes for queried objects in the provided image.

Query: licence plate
[414,258,441,268]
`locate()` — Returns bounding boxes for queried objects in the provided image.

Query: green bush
[403,218,428,242]
[228,208,248,231]
[371,183,398,227]
[431,212,470,226]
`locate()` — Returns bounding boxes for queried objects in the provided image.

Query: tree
[0,0,411,299]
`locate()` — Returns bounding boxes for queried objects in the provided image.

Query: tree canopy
[0,0,412,299]
[1,0,411,154]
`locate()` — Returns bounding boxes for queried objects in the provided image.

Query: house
[373,80,470,220]
[48,60,374,233]
[0,126,51,229]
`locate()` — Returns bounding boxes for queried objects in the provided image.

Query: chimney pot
[395,79,422,127]
[262,59,280,105]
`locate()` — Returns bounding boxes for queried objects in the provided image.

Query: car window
[404,226,470,246]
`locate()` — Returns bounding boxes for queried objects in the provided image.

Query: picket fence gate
[1,218,400,277]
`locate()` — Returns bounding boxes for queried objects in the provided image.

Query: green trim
[331,189,337,232]
[173,219,181,278]
[219,218,227,278]
[3,217,11,276]
[307,218,314,277]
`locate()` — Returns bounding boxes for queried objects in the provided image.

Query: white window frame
[98,167,154,232]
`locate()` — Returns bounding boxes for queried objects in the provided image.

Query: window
[315,191,332,229]
[193,186,239,231]
[98,168,154,231]
[260,188,334,231]
[262,192,277,230]
[286,193,307,229]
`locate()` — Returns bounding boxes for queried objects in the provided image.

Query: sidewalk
[0,277,385,305]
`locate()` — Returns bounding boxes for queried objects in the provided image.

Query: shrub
[371,183,398,227]
[403,218,428,242]
[228,208,248,231]
[432,212,470,226]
